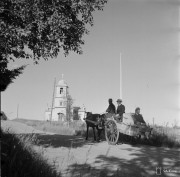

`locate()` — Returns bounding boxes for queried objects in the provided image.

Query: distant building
[78,106,86,122]
[45,76,86,122]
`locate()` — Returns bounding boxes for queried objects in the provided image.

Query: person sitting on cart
[114,99,125,122]
[106,98,116,117]
[134,107,152,139]
[134,107,146,126]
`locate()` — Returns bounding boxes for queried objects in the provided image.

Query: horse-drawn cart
[104,113,152,145]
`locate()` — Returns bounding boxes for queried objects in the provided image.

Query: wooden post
[17,104,19,119]
[153,117,155,126]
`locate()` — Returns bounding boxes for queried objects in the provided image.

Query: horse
[84,112,105,141]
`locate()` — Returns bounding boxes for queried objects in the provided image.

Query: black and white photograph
[1,0,180,177]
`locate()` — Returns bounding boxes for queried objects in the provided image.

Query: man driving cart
[114,99,125,122]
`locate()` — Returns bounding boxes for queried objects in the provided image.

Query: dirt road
[1,120,54,134]
[2,120,180,177]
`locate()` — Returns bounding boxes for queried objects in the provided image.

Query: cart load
[105,113,153,145]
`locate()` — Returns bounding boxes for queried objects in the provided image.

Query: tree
[0,111,8,120]
[0,59,26,92]
[0,0,107,91]
[66,94,73,126]
[73,106,80,120]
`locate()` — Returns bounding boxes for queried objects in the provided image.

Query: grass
[1,128,62,177]
[13,118,180,148]
[149,125,180,148]
[13,118,91,137]
[0,126,120,177]
[2,119,180,177]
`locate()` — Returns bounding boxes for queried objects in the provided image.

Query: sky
[2,0,180,126]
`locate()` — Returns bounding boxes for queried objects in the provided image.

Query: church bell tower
[52,74,69,121]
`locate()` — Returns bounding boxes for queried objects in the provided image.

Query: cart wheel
[105,120,119,145]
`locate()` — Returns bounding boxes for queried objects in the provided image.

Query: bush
[1,129,61,177]
[149,126,180,148]
[0,111,8,120]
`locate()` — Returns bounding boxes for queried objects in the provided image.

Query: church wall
[54,97,67,108]
[55,86,67,98]
[52,108,66,121]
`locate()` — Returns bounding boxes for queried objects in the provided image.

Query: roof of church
[57,79,68,87]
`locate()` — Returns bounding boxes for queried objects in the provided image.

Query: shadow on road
[67,146,180,177]
[35,134,99,148]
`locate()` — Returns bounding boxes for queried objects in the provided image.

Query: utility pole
[0,92,1,120]
[17,104,19,119]
[120,53,122,99]
[50,78,56,123]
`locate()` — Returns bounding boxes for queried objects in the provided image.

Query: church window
[60,88,63,94]
[60,102,63,106]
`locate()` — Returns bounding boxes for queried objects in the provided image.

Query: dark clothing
[116,104,125,117]
[106,103,116,114]
[134,113,146,124]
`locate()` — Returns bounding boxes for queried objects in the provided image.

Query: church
[45,76,86,122]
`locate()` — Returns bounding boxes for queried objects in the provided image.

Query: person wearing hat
[134,107,146,125]
[106,98,116,114]
[115,99,125,121]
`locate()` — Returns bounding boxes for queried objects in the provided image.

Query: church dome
[57,79,68,87]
